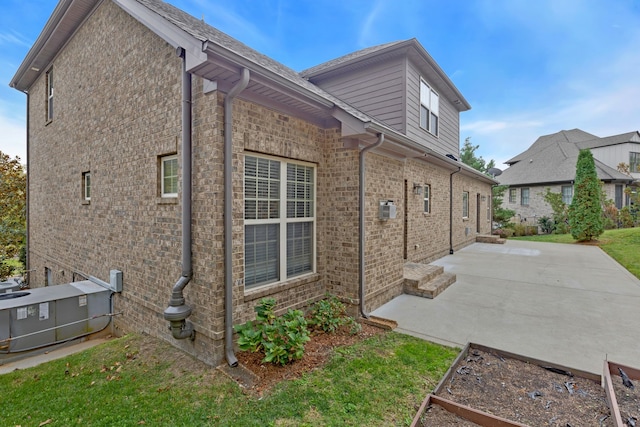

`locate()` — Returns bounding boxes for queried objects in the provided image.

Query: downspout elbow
[358,133,385,319]
[224,68,250,367]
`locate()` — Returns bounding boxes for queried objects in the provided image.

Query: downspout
[358,133,384,319]
[449,167,461,254]
[163,48,195,340]
[224,68,250,367]
[25,92,30,286]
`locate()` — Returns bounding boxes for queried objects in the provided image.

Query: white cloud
[0,113,26,162]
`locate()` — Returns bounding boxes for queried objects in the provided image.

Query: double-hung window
[561,185,573,205]
[462,191,469,218]
[244,155,315,288]
[423,184,431,213]
[161,155,178,197]
[521,188,530,206]
[46,68,54,121]
[82,172,91,201]
[509,188,517,203]
[419,79,439,136]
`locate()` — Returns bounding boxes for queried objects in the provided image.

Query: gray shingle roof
[498,129,632,186]
[576,131,640,150]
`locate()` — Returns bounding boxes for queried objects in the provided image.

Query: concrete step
[476,234,506,244]
[405,272,457,299]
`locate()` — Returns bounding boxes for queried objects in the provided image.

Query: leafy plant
[538,216,554,234]
[542,187,569,234]
[234,298,310,365]
[309,294,361,335]
[492,185,515,228]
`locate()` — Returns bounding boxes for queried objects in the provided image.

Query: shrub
[538,216,553,234]
[309,294,361,335]
[234,298,310,365]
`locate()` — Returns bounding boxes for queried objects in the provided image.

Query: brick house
[498,129,638,227]
[10,0,495,366]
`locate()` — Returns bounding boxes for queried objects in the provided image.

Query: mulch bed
[612,370,640,426]
[432,348,613,426]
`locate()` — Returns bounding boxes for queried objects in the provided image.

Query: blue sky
[1,0,639,168]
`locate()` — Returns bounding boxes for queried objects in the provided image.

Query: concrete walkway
[372,240,640,375]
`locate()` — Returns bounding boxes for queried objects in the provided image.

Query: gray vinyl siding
[310,58,407,133]
[405,59,459,157]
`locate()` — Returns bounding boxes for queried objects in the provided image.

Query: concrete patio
[372,240,640,375]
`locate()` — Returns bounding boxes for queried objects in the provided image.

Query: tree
[0,152,26,280]
[460,137,495,175]
[492,185,515,228]
[568,150,604,241]
[542,188,569,234]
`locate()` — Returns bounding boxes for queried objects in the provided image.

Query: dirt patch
[417,402,481,426]
[236,323,385,396]
[435,348,613,426]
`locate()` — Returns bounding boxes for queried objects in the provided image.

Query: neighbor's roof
[576,131,640,150]
[498,129,633,186]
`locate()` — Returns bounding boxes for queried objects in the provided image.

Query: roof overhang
[10,0,101,92]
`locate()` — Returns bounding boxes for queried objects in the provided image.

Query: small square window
[423,184,431,213]
[161,155,178,197]
[82,172,91,201]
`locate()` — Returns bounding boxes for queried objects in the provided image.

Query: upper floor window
[82,172,91,201]
[161,155,178,197]
[509,188,517,203]
[630,152,640,173]
[462,191,469,218]
[521,188,530,206]
[423,184,431,213]
[420,80,439,136]
[561,185,573,205]
[244,154,316,288]
[46,68,54,121]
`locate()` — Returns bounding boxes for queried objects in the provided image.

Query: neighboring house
[10,0,494,366]
[498,129,638,225]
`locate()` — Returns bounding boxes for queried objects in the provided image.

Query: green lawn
[512,227,640,279]
[1,332,458,426]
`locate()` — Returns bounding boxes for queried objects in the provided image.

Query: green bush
[538,216,553,234]
[309,294,361,335]
[568,150,604,241]
[234,298,310,365]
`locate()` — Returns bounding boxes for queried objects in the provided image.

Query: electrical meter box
[379,200,397,220]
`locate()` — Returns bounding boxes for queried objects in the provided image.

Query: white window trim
[420,79,439,136]
[244,153,317,289]
[161,155,178,198]
[462,191,469,219]
[423,184,431,214]
[83,172,91,201]
[46,68,54,122]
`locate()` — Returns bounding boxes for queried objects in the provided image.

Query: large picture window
[419,79,439,136]
[244,155,315,288]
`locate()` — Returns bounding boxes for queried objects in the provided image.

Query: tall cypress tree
[568,149,604,241]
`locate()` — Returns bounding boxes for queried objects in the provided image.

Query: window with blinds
[244,155,315,288]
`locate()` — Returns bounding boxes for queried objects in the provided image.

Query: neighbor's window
[46,68,54,121]
[462,191,469,218]
[82,172,91,201]
[509,188,517,203]
[161,155,178,197]
[630,152,640,173]
[423,184,431,213]
[244,154,315,288]
[419,79,439,136]
[561,185,573,205]
[521,188,530,206]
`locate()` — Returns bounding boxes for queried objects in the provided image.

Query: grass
[1,332,459,426]
[512,227,640,279]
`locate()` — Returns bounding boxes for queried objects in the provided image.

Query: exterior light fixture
[413,183,423,195]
